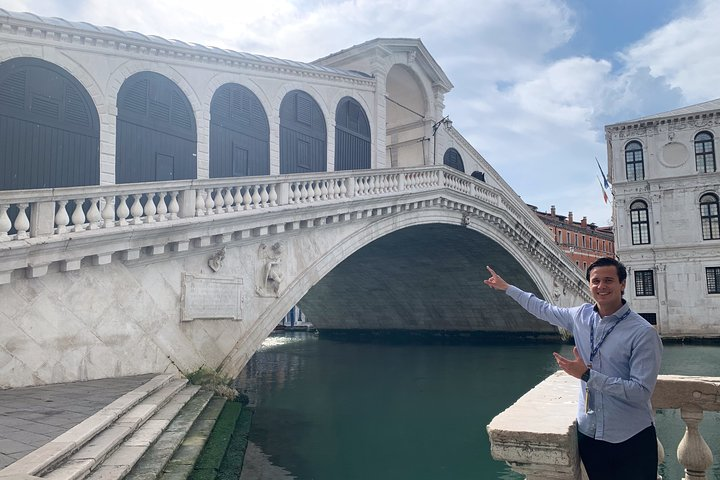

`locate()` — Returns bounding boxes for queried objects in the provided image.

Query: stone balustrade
[4,166,542,284]
[488,372,720,480]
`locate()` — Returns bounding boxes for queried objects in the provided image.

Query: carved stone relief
[256,242,285,297]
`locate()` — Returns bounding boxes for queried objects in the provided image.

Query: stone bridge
[0,9,591,388]
[1,166,589,388]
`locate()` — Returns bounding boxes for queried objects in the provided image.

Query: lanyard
[589,309,631,364]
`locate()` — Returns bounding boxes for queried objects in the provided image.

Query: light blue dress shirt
[506,285,663,443]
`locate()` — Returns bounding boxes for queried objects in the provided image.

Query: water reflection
[235,333,720,480]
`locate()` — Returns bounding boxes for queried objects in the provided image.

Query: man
[484,257,662,479]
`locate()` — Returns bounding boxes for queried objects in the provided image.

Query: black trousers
[578,425,658,480]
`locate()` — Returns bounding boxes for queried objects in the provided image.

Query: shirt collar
[593,299,629,320]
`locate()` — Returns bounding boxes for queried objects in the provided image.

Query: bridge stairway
[0,374,229,480]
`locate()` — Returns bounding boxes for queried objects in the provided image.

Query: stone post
[177,189,197,218]
[487,372,584,480]
[30,201,56,237]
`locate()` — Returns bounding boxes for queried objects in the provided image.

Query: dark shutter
[209,83,270,178]
[279,90,326,174]
[116,72,196,183]
[0,57,99,190]
[443,148,465,173]
[335,96,371,170]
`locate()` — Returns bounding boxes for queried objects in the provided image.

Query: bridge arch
[220,205,568,378]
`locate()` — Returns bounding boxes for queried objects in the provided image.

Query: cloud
[620,0,720,103]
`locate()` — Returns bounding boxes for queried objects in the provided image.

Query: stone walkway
[0,374,156,469]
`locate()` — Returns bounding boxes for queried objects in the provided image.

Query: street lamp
[432,115,452,165]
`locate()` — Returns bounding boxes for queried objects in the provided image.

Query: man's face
[588,265,625,312]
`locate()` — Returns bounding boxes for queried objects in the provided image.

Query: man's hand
[484,266,510,291]
[553,346,588,379]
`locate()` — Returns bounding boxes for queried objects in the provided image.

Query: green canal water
[234,332,720,480]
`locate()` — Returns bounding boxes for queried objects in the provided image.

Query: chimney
[581,216,587,228]
[550,205,556,218]
[567,211,573,224]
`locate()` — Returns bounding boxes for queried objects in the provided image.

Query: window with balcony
[700,193,720,240]
[695,131,716,173]
[634,270,655,296]
[625,141,644,181]
[630,200,651,245]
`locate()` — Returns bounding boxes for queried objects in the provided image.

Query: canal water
[234,332,720,480]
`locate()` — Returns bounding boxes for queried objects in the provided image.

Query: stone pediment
[313,38,454,94]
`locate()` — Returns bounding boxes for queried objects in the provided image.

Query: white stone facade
[605,99,720,337]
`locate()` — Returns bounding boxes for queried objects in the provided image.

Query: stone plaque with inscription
[181,273,243,321]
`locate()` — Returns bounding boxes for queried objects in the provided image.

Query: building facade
[531,205,614,272]
[605,99,720,336]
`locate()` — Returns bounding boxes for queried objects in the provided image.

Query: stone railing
[488,372,720,480]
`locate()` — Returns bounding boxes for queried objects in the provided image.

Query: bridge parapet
[488,373,720,479]
[1,166,587,302]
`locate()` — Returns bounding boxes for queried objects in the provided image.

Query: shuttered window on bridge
[116,72,197,183]
[210,83,270,177]
[279,90,326,174]
[443,148,465,173]
[335,96,370,170]
[0,57,99,190]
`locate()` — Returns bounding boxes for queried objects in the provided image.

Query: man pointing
[485,257,662,479]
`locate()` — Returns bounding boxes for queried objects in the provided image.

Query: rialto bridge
[0,9,590,388]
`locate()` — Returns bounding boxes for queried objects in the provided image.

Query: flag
[597,176,608,204]
[596,157,610,189]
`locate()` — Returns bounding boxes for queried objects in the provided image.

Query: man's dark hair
[585,257,627,283]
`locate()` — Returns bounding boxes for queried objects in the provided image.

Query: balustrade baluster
[156,192,168,221]
[251,185,261,208]
[86,198,102,229]
[260,184,269,207]
[224,188,234,211]
[243,186,253,209]
[269,184,278,207]
[340,178,347,197]
[129,195,143,225]
[296,182,305,203]
[320,180,328,200]
[0,204,11,240]
[214,188,224,214]
[233,187,244,211]
[101,196,115,227]
[70,199,86,232]
[196,190,205,216]
[168,191,179,219]
[143,193,157,223]
[53,200,70,233]
[677,404,714,479]
[329,180,337,199]
[116,196,130,226]
[314,181,323,201]
[205,188,215,215]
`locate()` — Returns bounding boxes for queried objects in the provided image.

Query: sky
[2,0,716,225]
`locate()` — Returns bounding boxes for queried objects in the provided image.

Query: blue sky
[3,0,716,225]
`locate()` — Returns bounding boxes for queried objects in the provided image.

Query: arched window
[630,200,651,245]
[335,97,370,170]
[695,131,716,173]
[209,83,269,177]
[0,57,99,190]
[279,90,326,174]
[116,72,197,183]
[471,171,485,182]
[625,141,644,181]
[700,193,720,240]
[443,148,464,172]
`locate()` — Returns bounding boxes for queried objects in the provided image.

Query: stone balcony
[488,372,720,480]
